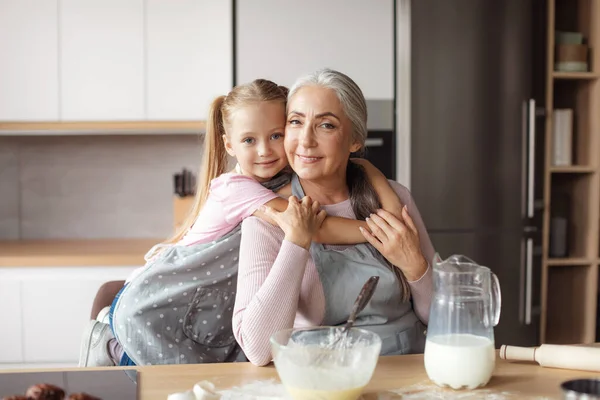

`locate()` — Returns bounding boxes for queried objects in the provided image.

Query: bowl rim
[269,325,383,351]
[560,378,600,396]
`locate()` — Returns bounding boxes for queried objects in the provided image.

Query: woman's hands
[360,206,428,281]
[261,196,326,250]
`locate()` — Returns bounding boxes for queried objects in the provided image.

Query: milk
[424,334,495,390]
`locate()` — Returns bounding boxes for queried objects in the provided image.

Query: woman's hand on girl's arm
[360,207,428,281]
[351,158,403,219]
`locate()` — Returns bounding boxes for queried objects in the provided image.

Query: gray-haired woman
[232,68,435,366]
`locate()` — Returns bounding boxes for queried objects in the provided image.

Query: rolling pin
[500,344,600,372]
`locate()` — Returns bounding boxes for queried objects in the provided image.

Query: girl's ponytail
[163,95,228,246]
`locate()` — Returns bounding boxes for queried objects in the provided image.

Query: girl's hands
[262,196,326,249]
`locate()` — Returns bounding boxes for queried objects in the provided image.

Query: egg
[193,381,221,400]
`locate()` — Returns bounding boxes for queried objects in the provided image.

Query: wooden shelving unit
[541,0,600,345]
[549,165,596,173]
[547,257,594,267]
[553,71,600,79]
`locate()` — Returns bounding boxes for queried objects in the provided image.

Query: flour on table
[190,379,552,400]
[217,380,290,399]
[389,381,553,400]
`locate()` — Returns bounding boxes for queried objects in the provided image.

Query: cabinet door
[0,279,23,363]
[59,0,144,121]
[146,0,232,120]
[0,0,59,121]
[236,0,394,99]
[21,267,136,364]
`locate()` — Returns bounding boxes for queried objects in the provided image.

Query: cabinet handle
[527,99,536,218]
[365,138,384,147]
[525,237,533,325]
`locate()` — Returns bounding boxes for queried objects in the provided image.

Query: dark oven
[353,130,395,180]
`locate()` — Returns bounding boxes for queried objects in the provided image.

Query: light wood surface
[0,121,206,134]
[138,355,599,399]
[0,239,160,267]
[7,354,599,399]
[173,196,195,232]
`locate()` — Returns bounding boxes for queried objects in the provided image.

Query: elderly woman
[232,68,435,366]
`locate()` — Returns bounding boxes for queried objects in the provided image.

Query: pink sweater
[232,181,435,366]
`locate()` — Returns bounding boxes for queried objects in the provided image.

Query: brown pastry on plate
[25,383,65,400]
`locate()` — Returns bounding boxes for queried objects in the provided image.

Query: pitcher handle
[490,272,502,326]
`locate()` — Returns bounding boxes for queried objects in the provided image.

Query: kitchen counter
[4,353,597,399]
[139,353,599,399]
[0,239,161,267]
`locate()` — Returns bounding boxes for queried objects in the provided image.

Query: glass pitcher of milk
[424,254,501,390]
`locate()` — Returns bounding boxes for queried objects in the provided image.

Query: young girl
[79,79,403,368]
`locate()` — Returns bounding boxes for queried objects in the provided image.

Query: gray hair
[288,68,368,151]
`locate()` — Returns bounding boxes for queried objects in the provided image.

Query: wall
[0,135,202,240]
[395,0,411,188]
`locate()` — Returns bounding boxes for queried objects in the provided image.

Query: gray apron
[112,172,290,366]
[291,174,427,355]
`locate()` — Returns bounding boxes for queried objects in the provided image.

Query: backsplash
[0,135,203,240]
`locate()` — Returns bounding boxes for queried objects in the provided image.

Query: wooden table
[116,353,598,399]
[2,353,597,399]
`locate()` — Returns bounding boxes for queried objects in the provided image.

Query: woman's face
[285,86,361,182]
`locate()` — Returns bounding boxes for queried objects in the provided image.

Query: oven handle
[365,138,384,147]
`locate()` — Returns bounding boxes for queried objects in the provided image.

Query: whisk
[317,275,380,361]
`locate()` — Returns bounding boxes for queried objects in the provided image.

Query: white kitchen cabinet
[0,266,137,365]
[146,0,233,120]
[0,0,59,121]
[22,276,105,363]
[236,0,394,100]
[0,279,23,363]
[59,0,145,121]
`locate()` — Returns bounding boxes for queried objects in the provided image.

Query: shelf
[553,72,600,80]
[550,165,596,173]
[547,257,593,266]
[546,264,597,344]
[0,121,207,135]
[549,174,596,259]
[552,80,598,166]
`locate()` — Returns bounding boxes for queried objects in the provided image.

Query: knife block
[173,196,195,232]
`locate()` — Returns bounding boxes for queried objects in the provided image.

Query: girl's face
[223,101,288,182]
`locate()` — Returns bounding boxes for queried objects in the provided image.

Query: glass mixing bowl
[270,326,382,400]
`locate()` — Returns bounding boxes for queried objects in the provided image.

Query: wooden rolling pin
[500,344,600,372]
